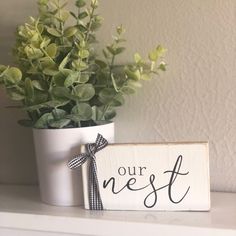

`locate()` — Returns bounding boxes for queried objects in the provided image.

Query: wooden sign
[82,142,210,211]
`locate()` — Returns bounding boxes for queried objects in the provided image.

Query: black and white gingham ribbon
[68,134,108,210]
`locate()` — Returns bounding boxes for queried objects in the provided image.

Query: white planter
[33,122,114,206]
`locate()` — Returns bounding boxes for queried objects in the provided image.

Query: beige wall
[0,1,236,192]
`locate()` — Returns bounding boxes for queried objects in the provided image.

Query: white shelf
[0,185,236,236]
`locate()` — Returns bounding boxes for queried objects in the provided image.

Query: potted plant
[0,0,166,206]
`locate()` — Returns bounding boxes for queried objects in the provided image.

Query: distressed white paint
[82,142,210,211]
[0,1,236,193]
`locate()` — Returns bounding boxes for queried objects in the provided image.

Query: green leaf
[0,65,7,74]
[4,67,22,84]
[99,88,117,104]
[24,46,44,60]
[91,0,98,8]
[158,62,167,71]
[72,60,88,70]
[64,72,79,87]
[110,94,125,107]
[95,60,107,68]
[38,0,49,5]
[45,43,57,58]
[30,32,40,42]
[124,68,141,80]
[102,49,110,59]
[64,71,89,85]
[70,11,77,19]
[149,50,158,62]
[64,26,78,37]
[79,39,86,48]
[18,119,34,127]
[90,20,102,31]
[7,89,25,101]
[106,46,125,55]
[57,10,70,22]
[40,57,56,69]
[27,67,38,75]
[73,84,95,101]
[44,99,69,108]
[34,113,53,129]
[33,90,48,104]
[40,38,51,49]
[25,78,34,100]
[78,24,87,32]
[141,74,151,80]
[37,24,44,34]
[43,67,58,76]
[47,27,62,37]
[104,107,116,120]
[149,45,167,62]
[96,72,109,85]
[116,25,125,35]
[54,72,65,86]
[32,80,47,91]
[115,47,125,55]
[92,106,103,121]
[49,118,71,128]
[106,46,116,55]
[51,87,71,100]
[79,74,90,83]
[120,86,136,95]
[25,100,69,111]
[92,106,116,121]
[127,80,142,88]
[78,11,88,19]
[156,45,167,58]
[76,0,86,7]
[71,103,92,120]
[78,49,89,59]
[52,108,67,120]
[134,53,142,64]
[59,53,71,71]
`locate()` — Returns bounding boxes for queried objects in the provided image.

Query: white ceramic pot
[33,122,114,206]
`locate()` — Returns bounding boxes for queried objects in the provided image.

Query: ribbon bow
[68,133,108,210]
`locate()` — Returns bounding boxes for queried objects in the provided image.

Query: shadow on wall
[0,0,36,64]
[0,1,38,184]
[0,26,16,65]
[0,89,38,184]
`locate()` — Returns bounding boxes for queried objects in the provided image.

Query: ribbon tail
[70,134,108,210]
[89,159,103,210]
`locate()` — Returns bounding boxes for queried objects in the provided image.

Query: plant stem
[77,7,80,25]
[101,104,109,120]
[71,85,81,127]
[56,0,65,45]
[108,55,115,87]
[85,7,95,42]
[41,49,56,63]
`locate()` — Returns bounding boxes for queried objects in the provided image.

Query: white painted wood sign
[82,142,210,211]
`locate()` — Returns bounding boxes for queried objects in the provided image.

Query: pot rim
[32,121,114,132]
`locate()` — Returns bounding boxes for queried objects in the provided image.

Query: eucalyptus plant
[0,0,166,129]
